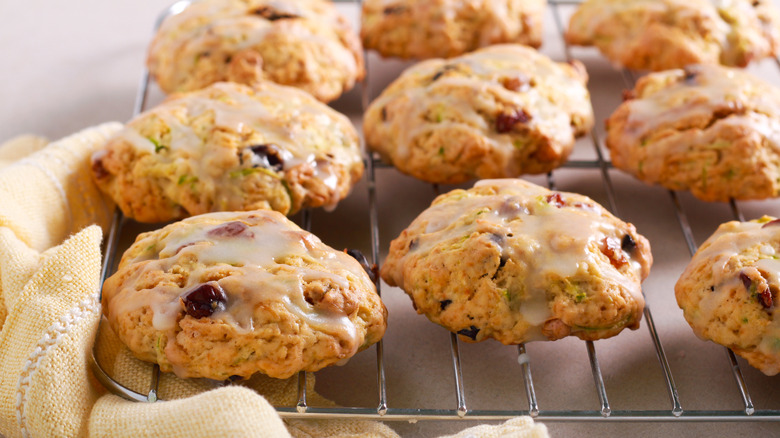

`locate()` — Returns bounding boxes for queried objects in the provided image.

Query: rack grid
[90,0,780,424]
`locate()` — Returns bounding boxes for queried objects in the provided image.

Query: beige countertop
[2,1,780,437]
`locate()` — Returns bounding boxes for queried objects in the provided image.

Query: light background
[2,1,780,437]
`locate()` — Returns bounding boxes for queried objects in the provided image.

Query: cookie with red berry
[676,216,780,376]
[381,178,652,344]
[148,0,364,102]
[92,81,363,223]
[101,210,387,380]
[363,45,593,184]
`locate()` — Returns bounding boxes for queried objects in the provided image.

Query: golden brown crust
[675,216,780,376]
[147,0,364,102]
[381,179,652,344]
[91,82,363,223]
[102,210,387,380]
[361,0,546,59]
[606,64,780,202]
[364,45,594,185]
[566,0,780,71]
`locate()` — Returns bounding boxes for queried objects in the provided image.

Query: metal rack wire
[90,0,780,424]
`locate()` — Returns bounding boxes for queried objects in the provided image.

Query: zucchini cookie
[566,0,780,71]
[675,216,780,376]
[101,210,387,380]
[606,64,780,202]
[381,179,653,344]
[361,0,546,59]
[147,0,364,102]
[91,81,363,223]
[363,45,594,184]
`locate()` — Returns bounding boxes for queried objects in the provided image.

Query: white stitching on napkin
[13,158,75,233]
[15,293,100,438]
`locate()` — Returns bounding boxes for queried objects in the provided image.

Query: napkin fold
[0,125,549,438]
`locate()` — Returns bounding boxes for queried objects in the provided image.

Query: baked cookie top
[102,210,387,380]
[381,179,652,344]
[675,216,780,376]
[606,64,780,202]
[566,0,780,71]
[147,0,364,102]
[361,0,546,59]
[364,44,594,184]
[91,81,363,223]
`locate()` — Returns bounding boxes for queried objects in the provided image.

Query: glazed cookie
[361,0,546,59]
[566,0,780,71]
[606,64,780,202]
[676,216,780,376]
[364,45,594,184]
[147,0,364,102]
[101,210,387,380]
[381,179,652,344]
[91,81,363,223]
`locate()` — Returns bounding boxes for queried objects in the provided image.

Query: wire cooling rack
[90,0,780,424]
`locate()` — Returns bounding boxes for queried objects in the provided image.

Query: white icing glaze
[109,211,374,347]
[122,129,158,154]
[691,220,768,285]
[151,300,182,331]
[623,65,780,148]
[756,258,780,306]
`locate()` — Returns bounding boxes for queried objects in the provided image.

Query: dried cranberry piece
[621,234,637,253]
[383,5,407,14]
[431,65,457,82]
[92,158,109,179]
[248,144,284,171]
[208,221,253,238]
[457,325,480,340]
[740,272,752,291]
[758,286,773,309]
[495,109,531,133]
[683,67,697,84]
[252,6,299,20]
[762,219,780,228]
[601,237,629,269]
[488,233,505,244]
[440,299,452,311]
[740,271,774,309]
[501,75,529,92]
[182,283,227,318]
[546,193,565,208]
[622,89,636,101]
[175,242,196,254]
[346,249,378,282]
[492,255,508,280]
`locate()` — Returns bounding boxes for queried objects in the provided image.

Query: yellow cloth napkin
[0,125,549,438]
